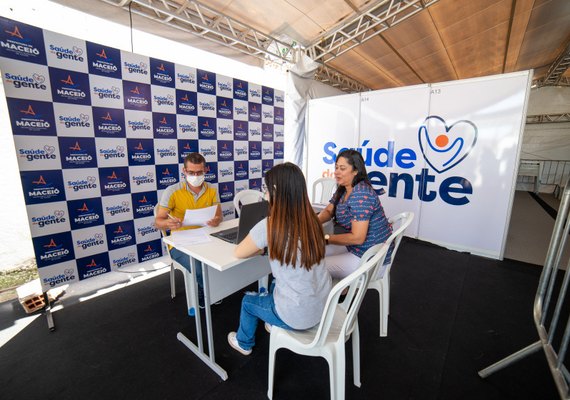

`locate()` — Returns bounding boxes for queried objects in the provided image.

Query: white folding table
[162,218,270,380]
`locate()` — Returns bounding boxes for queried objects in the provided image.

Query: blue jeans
[236,282,292,350]
[169,248,203,290]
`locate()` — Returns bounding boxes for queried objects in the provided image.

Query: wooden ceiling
[79,0,570,90]
[195,0,570,89]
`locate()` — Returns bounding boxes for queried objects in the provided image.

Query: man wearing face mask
[155,152,223,307]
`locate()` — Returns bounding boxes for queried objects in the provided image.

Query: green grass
[0,259,39,303]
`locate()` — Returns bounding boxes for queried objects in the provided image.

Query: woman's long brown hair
[265,163,325,270]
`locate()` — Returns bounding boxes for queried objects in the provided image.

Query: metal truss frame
[101,0,370,92]
[540,41,570,86]
[534,76,570,88]
[85,0,570,93]
[305,0,440,63]
[101,0,297,64]
[526,113,570,124]
[315,64,370,92]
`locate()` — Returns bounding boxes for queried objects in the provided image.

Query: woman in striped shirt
[318,149,393,279]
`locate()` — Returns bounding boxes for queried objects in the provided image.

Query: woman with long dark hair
[318,149,393,279]
[228,162,332,355]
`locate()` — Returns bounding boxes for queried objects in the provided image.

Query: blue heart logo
[418,116,478,173]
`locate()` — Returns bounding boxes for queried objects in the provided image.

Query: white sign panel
[218,161,234,183]
[134,216,160,244]
[89,75,123,109]
[53,103,94,137]
[1,58,52,101]
[129,165,157,193]
[233,99,248,121]
[174,64,197,91]
[14,135,61,171]
[125,110,152,138]
[306,71,531,259]
[101,193,133,224]
[71,225,107,259]
[44,30,88,73]
[95,137,128,167]
[416,73,530,257]
[151,85,176,113]
[358,85,431,237]
[62,168,101,201]
[120,51,150,84]
[109,246,138,271]
[27,201,71,236]
[216,74,233,97]
[39,260,78,292]
[217,118,233,140]
[306,93,360,202]
[176,114,198,140]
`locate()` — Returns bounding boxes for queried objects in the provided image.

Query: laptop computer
[211,200,269,244]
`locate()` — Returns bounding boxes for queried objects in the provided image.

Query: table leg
[189,257,203,352]
[177,258,228,381]
[177,333,228,380]
[43,292,55,332]
[201,262,216,363]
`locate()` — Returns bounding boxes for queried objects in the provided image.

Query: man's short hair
[184,152,206,167]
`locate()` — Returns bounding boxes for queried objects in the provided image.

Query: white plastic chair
[232,189,269,293]
[154,205,198,317]
[267,243,390,400]
[233,189,264,215]
[312,177,337,206]
[368,211,414,337]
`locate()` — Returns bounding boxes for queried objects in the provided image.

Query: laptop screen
[211,200,268,244]
[235,200,269,243]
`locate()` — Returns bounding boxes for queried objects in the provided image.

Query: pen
[167,214,181,225]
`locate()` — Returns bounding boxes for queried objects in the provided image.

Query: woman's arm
[328,220,369,246]
[317,203,335,224]
[327,186,374,246]
[234,234,264,258]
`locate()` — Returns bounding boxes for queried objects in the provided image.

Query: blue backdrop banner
[0,16,284,290]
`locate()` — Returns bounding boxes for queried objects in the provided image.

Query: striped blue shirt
[332,181,393,263]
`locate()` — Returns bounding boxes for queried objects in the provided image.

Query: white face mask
[186,174,205,187]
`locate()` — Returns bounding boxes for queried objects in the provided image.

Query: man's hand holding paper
[181,204,218,227]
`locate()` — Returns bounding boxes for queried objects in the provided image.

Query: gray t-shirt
[250,218,332,330]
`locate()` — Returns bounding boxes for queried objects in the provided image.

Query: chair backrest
[384,212,414,268]
[154,204,167,237]
[312,178,337,204]
[309,243,390,349]
[233,189,264,216]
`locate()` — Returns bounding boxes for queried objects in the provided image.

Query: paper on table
[170,228,211,246]
[182,205,217,226]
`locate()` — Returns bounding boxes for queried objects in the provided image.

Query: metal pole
[478,341,542,378]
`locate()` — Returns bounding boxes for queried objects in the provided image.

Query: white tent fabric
[523,87,570,162]
[284,54,343,172]
[522,123,570,161]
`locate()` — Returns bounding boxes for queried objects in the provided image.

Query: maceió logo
[321,116,478,206]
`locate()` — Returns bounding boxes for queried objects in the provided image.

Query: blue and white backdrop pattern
[0,17,284,291]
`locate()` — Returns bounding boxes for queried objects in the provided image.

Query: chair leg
[169,263,176,299]
[267,335,277,399]
[352,322,361,387]
[181,269,196,317]
[258,275,269,293]
[328,346,346,400]
[386,274,390,314]
[368,283,384,337]
[380,280,389,337]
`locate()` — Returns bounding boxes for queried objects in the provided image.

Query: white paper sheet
[182,205,217,226]
[170,228,212,246]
